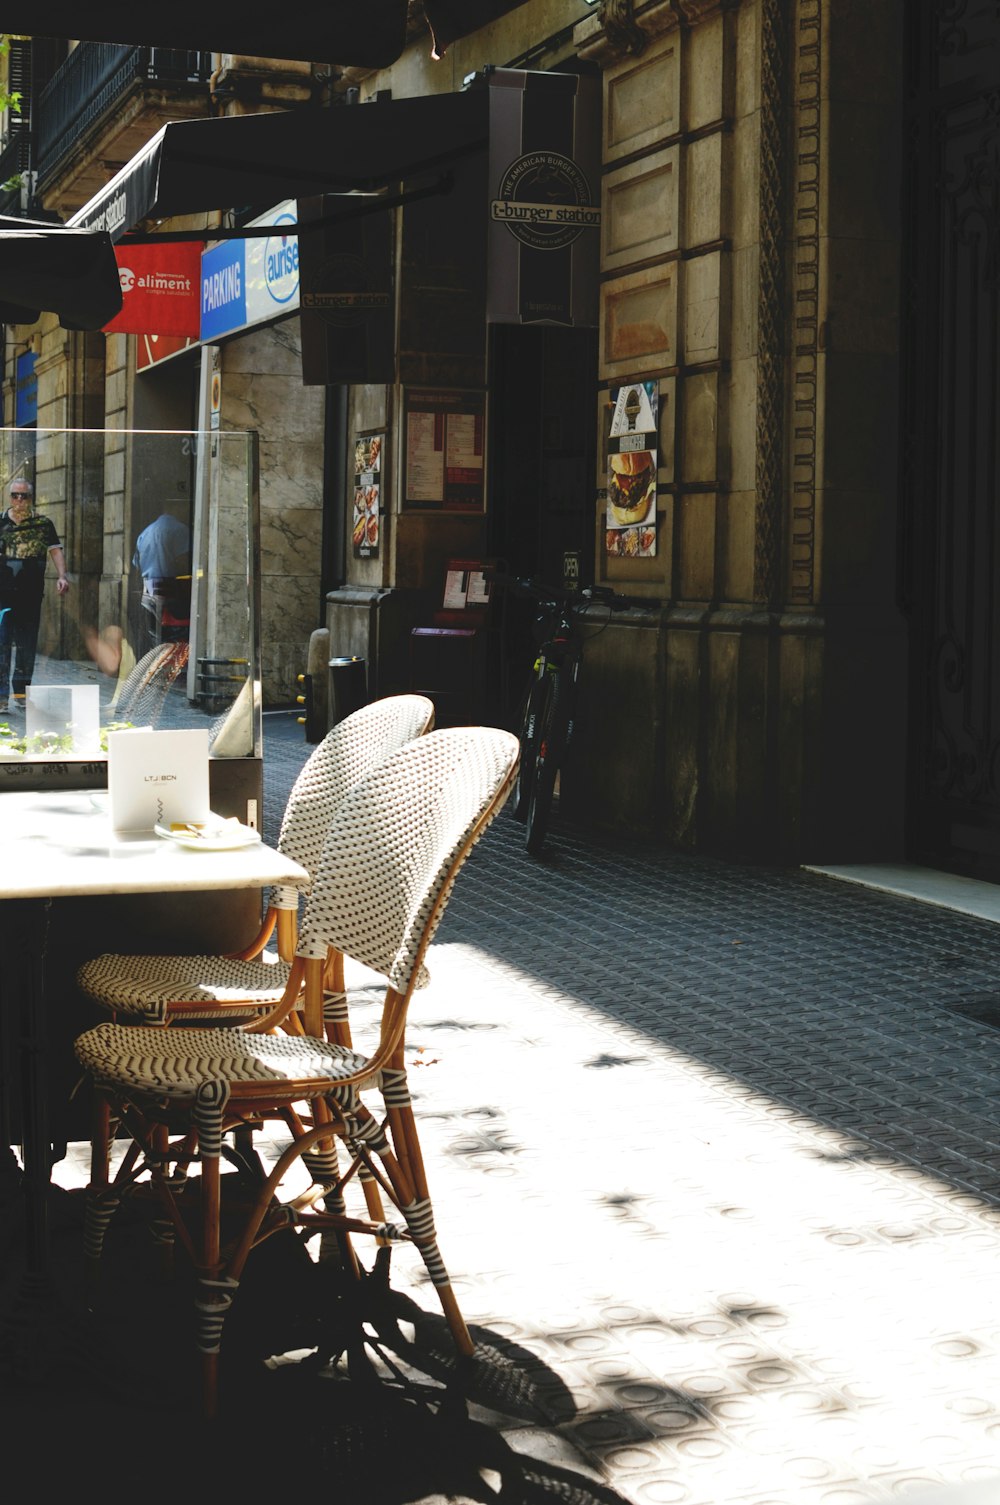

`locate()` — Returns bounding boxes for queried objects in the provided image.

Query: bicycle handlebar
[486,569,658,612]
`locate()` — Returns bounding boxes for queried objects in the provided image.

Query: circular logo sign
[263,214,299,305]
[492,151,598,251]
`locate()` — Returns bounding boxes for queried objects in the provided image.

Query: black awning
[67,93,490,241]
[12,3,410,68]
[0,215,123,330]
[7,2,532,66]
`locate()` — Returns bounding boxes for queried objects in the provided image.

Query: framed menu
[353,432,383,558]
[403,388,485,512]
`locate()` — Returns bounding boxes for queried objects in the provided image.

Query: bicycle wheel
[511,665,547,821]
[525,670,567,856]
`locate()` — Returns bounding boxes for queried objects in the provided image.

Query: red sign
[136,333,198,372]
[104,242,201,336]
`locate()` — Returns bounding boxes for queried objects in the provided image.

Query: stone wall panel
[603,146,679,274]
[727,354,756,495]
[603,33,679,163]
[684,9,725,129]
[677,492,716,600]
[682,250,722,364]
[684,131,724,246]
[567,615,663,831]
[600,264,678,379]
[720,490,756,600]
[680,370,718,484]
[657,374,677,483]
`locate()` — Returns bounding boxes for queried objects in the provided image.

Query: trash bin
[328,656,368,726]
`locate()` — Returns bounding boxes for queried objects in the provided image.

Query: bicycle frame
[534,624,581,752]
[515,598,584,851]
[491,570,653,854]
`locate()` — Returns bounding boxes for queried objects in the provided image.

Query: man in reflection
[0,478,70,714]
[132,506,192,644]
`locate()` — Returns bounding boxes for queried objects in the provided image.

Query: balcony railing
[0,124,30,188]
[36,43,212,188]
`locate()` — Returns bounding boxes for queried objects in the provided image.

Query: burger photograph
[608,449,655,527]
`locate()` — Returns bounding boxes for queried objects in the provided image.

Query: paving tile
[14,711,1000,1504]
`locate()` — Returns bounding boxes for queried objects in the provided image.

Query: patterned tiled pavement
[258,712,1000,1504]
[3,708,1000,1502]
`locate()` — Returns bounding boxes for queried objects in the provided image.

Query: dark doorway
[901,10,1000,880]
[485,323,597,719]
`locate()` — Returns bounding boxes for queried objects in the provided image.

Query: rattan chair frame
[74,727,520,1418]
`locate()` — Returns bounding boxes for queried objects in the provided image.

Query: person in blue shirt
[132,509,191,643]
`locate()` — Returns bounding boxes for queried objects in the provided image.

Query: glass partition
[0,426,261,787]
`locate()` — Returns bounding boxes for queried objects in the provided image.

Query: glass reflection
[0,426,260,774]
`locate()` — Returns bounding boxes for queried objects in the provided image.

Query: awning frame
[67,93,491,242]
[116,171,460,246]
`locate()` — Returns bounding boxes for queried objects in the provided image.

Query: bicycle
[490,573,653,856]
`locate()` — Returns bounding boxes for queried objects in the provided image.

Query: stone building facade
[1,4,936,869]
[329,0,908,866]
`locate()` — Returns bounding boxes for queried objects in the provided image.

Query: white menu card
[107,727,211,832]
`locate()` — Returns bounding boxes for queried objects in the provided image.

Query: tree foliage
[0,36,23,117]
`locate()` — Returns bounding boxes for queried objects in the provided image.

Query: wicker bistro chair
[75,694,435,1030]
[73,726,520,1417]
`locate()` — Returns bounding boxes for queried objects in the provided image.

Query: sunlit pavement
[9,709,1000,1500]
[254,712,1000,1503]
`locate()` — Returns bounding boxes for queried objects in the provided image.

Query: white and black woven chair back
[269,694,434,911]
[295,726,519,993]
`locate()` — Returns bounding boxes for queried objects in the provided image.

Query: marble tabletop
[0,789,309,900]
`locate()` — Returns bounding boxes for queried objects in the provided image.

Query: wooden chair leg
[193,1089,232,1420]
[276,907,297,963]
[148,1122,178,1279]
[84,1092,114,1297]
[322,951,351,1046]
[354,1097,473,1356]
[360,1164,388,1228]
[309,1097,360,1278]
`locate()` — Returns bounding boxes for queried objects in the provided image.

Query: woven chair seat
[77,951,428,1027]
[77,951,295,1023]
[75,1021,371,1099]
[74,694,436,1027]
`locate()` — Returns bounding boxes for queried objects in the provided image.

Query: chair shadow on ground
[0,1180,629,1504]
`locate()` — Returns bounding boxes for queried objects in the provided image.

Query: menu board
[405,412,443,505]
[353,433,382,558]
[404,389,485,511]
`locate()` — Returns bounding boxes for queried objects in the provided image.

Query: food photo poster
[606,382,657,559]
[353,433,382,558]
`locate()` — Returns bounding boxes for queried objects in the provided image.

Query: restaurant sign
[297,195,394,386]
[487,68,601,327]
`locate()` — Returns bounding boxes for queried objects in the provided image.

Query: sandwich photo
[608,450,655,525]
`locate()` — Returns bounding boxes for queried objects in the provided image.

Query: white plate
[154,820,262,851]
